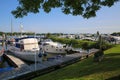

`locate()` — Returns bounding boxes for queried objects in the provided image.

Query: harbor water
[0,45,13,73]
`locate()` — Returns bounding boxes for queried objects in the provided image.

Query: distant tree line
[0,31,65,36]
[0,31,3,35]
[111,32,120,36]
[0,31,35,36]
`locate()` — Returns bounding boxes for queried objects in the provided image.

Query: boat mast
[20,23,23,37]
[11,18,13,37]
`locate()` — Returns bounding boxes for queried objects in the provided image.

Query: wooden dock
[5,54,29,68]
[2,53,29,68]
[0,49,98,80]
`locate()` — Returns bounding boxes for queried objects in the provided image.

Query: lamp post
[33,33,37,71]
[35,50,36,71]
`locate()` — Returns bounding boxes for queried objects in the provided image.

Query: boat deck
[0,49,98,80]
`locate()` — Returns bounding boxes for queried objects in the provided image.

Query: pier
[3,54,29,68]
[0,49,98,80]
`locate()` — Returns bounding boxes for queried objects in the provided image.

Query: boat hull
[41,46,67,55]
[8,47,42,62]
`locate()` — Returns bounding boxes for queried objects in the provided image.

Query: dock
[4,54,29,68]
[0,49,98,80]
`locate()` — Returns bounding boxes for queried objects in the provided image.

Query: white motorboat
[8,37,42,62]
[39,39,68,55]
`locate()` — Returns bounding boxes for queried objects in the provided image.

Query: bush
[50,36,114,50]
[94,50,104,62]
[49,36,96,48]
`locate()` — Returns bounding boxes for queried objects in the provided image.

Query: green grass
[33,45,120,80]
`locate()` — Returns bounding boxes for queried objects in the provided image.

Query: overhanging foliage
[12,0,119,18]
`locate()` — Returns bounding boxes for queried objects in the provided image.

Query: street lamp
[33,33,37,71]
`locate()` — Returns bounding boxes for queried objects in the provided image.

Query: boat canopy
[15,38,39,51]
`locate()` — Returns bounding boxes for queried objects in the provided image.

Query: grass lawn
[33,45,120,80]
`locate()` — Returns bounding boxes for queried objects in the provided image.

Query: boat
[8,37,42,62]
[0,34,5,63]
[39,39,71,55]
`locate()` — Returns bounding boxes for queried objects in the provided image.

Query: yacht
[8,37,42,62]
[39,39,71,55]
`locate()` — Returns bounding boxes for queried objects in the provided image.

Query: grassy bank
[33,45,120,80]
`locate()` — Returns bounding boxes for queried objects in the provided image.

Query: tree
[12,0,119,18]
[94,32,106,62]
[81,42,89,50]
[46,32,51,38]
[0,32,4,36]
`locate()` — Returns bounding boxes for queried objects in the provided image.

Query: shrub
[49,37,96,49]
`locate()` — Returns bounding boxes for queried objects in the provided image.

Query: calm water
[0,45,11,68]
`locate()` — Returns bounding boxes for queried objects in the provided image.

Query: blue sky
[0,0,120,34]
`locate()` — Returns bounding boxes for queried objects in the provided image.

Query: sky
[0,0,120,34]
